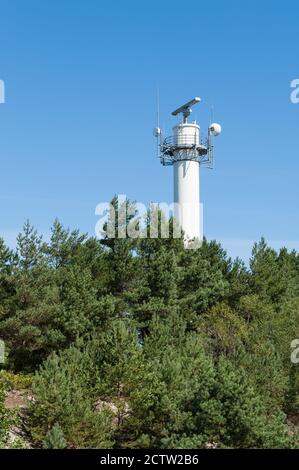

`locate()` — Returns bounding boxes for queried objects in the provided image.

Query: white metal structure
[154,97,221,247]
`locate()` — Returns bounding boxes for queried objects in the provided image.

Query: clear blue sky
[0,0,298,261]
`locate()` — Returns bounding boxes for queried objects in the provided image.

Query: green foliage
[16,220,44,271]
[0,206,298,448]
[43,423,66,449]
[198,303,247,357]
[178,241,229,323]
[250,238,299,303]
[45,219,88,269]
[124,313,217,448]
[0,371,33,391]
[212,357,290,448]
[28,345,114,448]
[0,382,13,448]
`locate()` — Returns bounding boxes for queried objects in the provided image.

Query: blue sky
[0,0,298,261]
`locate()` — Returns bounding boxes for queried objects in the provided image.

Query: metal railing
[158,134,213,168]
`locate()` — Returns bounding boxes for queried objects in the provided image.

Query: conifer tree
[43,423,66,449]
[16,220,43,271]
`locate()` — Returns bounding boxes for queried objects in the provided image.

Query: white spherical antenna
[209,123,222,137]
[153,127,161,137]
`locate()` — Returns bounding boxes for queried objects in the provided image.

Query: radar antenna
[172,97,201,123]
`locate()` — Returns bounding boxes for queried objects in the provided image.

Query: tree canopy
[0,205,298,448]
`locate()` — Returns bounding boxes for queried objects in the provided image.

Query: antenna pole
[210,105,214,125]
[156,87,160,129]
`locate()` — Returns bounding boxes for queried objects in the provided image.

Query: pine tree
[45,219,87,268]
[250,238,298,304]
[29,346,114,448]
[178,241,229,323]
[1,212,299,449]
[16,220,43,271]
[43,423,66,449]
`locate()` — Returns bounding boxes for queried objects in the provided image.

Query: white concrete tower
[173,120,201,243]
[154,97,221,248]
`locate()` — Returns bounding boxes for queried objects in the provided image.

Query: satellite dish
[153,127,161,137]
[209,123,222,137]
